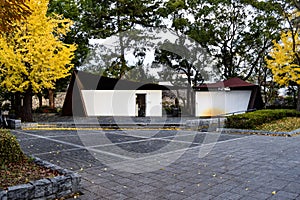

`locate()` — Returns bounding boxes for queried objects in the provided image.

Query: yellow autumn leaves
[0,0,31,32]
[0,0,76,93]
[266,31,300,86]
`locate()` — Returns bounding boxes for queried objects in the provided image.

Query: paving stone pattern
[12,129,300,200]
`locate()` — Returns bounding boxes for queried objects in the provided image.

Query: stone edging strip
[217,128,300,137]
[0,157,81,200]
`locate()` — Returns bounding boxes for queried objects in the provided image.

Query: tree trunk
[49,89,55,109]
[119,32,126,79]
[297,85,300,112]
[21,90,33,122]
[38,95,43,108]
[12,92,22,119]
[186,67,193,116]
[187,87,191,115]
[191,90,195,116]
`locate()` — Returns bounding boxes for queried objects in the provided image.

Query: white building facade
[195,90,252,117]
[81,90,162,117]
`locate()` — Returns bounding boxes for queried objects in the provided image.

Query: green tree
[80,0,162,78]
[81,0,162,38]
[48,0,163,79]
[159,0,285,81]
[155,0,288,112]
[48,0,89,68]
[187,0,284,81]
[0,0,76,121]
[82,28,159,80]
[47,0,89,108]
[153,39,210,115]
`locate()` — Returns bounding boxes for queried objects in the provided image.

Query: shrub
[225,109,300,129]
[0,129,26,164]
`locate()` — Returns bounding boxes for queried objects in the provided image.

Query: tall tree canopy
[48,0,163,78]
[80,0,162,38]
[266,31,300,86]
[0,0,31,32]
[186,0,285,81]
[80,0,162,78]
[0,0,77,121]
[48,0,88,68]
[47,0,299,111]
[266,10,300,111]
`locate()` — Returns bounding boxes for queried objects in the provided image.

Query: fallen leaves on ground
[256,117,300,132]
[0,158,61,190]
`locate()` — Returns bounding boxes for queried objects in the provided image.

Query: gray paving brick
[149,188,176,198]
[267,179,290,190]
[255,186,281,195]
[268,190,299,199]
[239,195,260,200]
[12,129,300,199]
[76,190,107,200]
[184,192,215,200]
[162,192,188,200]
[99,180,121,189]
[229,185,260,196]
[86,185,117,197]
[137,184,157,193]
[137,177,157,184]
[214,191,243,200]
[134,192,162,200]
[282,182,300,194]
[204,183,236,196]
[106,193,129,200]
[110,184,132,193]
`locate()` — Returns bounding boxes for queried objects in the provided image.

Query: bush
[0,129,26,164]
[225,109,300,129]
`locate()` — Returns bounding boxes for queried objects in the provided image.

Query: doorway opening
[136,94,146,117]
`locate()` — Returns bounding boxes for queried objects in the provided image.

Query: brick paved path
[12,129,300,200]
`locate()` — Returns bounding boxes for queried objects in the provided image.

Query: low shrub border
[225,109,300,129]
[0,157,81,200]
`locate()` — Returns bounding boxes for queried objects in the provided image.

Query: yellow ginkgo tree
[265,31,300,111]
[0,0,77,121]
[0,0,31,32]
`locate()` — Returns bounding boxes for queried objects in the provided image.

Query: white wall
[81,90,162,116]
[195,90,252,117]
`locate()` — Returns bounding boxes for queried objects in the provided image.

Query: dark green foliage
[0,130,25,164]
[187,0,284,81]
[225,109,300,129]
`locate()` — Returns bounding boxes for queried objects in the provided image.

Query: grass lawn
[255,117,300,132]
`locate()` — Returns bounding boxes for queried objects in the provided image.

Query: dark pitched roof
[196,77,255,90]
[73,70,177,90]
[194,77,264,111]
[62,70,177,116]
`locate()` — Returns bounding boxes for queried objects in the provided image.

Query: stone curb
[0,157,81,200]
[217,128,300,137]
[185,118,225,131]
[21,122,185,130]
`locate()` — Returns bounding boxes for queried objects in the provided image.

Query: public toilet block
[62,71,168,117]
[194,77,264,117]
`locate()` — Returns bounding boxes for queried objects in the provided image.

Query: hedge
[225,109,300,130]
[0,129,26,164]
